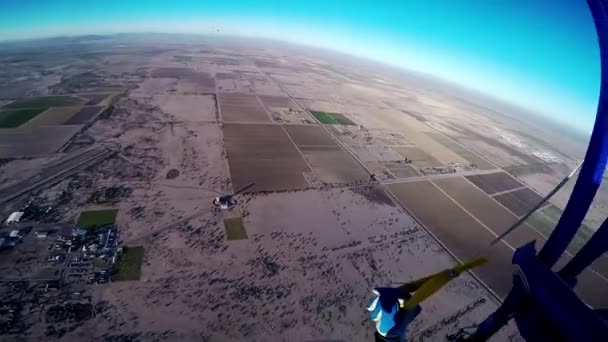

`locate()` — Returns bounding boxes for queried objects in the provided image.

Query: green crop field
[224,217,248,240]
[311,110,338,124]
[526,205,595,253]
[2,96,84,109]
[541,205,562,222]
[112,246,145,281]
[330,112,356,125]
[527,211,556,236]
[0,108,46,128]
[310,110,355,125]
[77,209,118,228]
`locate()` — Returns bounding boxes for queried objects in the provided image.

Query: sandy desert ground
[6,35,597,341]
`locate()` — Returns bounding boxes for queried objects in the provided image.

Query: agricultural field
[363,161,396,181]
[76,209,118,228]
[112,246,145,281]
[284,125,369,183]
[283,125,336,146]
[310,110,356,125]
[2,95,85,109]
[387,178,608,307]
[259,95,292,108]
[300,145,369,183]
[0,108,47,128]
[216,78,253,93]
[219,93,271,122]
[219,93,261,106]
[268,107,315,124]
[384,162,420,178]
[427,132,495,170]
[0,125,82,158]
[387,180,515,297]
[350,145,403,163]
[224,217,248,240]
[392,146,442,168]
[493,187,544,217]
[79,93,111,105]
[465,172,524,195]
[248,78,284,95]
[223,123,310,192]
[2,35,599,340]
[262,96,314,124]
[433,177,545,248]
[19,106,82,128]
[176,80,211,94]
[151,67,215,92]
[64,106,104,125]
[152,94,217,122]
[0,93,112,157]
[526,205,595,254]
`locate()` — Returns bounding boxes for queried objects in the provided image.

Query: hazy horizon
[0,31,595,140]
[0,1,601,132]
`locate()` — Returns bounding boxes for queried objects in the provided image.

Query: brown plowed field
[223,124,310,192]
[64,106,104,125]
[387,180,515,297]
[494,188,544,217]
[220,104,271,122]
[465,172,523,194]
[283,125,335,146]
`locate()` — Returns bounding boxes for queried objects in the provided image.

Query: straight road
[0,146,115,204]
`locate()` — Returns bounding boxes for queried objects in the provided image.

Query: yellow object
[399,258,487,311]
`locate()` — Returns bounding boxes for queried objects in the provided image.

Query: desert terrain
[0,34,601,341]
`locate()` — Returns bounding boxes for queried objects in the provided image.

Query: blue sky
[0,0,601,132]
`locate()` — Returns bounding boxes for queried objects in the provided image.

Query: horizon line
[0,31,596,137]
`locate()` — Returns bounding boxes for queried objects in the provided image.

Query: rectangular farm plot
[465,172,523,195]
[219,94,271,122]
[387,180,515,297]
[20,106,82,128]
[283,125,335,146]
[224,217,248,240]
[385,163,419,178]
[310,110,356,125]
[112,246,145,281]
[283,125,369,183]
[77,209,118,228]
[433,176,546,248]
[427,132,495,170]
[2,95,85,109]
[493,188,544,217]
[0,125,82,158]
[63,106,104,125]
[527,205,595,254]
[432,177,608,299]
[79,93,111,105]
[259,95,292,108]
[300,145,369,184]
[392,146,442,168]
[219,93,260,106]
[220,103,271,122]
[223,124,310,192]
[177,80,213,94]
[0,108,47,128]
[152,68,215,91]
[350,145,403,163]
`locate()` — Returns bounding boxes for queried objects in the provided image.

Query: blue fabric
[538,0,608,268]
[368,288,421,341]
